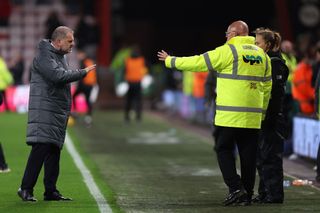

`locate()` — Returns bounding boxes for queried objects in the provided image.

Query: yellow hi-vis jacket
[0,57,13,90]
[165,36,272,129]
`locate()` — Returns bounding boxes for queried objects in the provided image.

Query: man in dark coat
[17,26,96,202]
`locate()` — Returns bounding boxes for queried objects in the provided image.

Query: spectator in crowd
[158,20,272,206]
[181,71,195,119]
[253,28,288,204]
[74,15,100,59]
[45,11,63,39]
[17,26,96,202]
[0,56,14,111]
[72,49,97,126]
[280,40,298,156]
[292,46,316,116]
[192,72,208,123]
[63,0,80,15]
[0,93,11,173]
[124,45,147,123]
[204,71,218,138]
[204,71,217,109]
[312,42,320,89]
[36,0,52,5]
[281,40,297,86]
[8,52,24,85]
[162,66,181,114]
[0,0,12,27]
[110,42,132,87]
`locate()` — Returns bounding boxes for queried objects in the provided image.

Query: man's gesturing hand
[84,64,96,73]
[157,50,169,61]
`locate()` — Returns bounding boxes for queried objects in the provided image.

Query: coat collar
[226,36,255,45]
[38,39,66,55]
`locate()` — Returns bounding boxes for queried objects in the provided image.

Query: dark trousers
[73,83,93,115]
[256,126,284,201]
[214,126,259,195]
[0,143,8,168]
[125,82,142,121]
[20,143,61,195]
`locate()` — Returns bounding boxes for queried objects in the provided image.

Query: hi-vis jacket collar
[226,36,255,45]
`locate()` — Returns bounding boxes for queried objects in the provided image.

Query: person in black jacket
[253,28,289,203]
[17,26,96,202]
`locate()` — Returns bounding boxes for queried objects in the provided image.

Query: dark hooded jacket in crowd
[27,39,87,149]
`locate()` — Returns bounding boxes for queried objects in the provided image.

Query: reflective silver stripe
[203,52,214,72]
[216,105,263,113]
[203,45,271,82]
[264,76,272,81]
[171,57,176,69]
[216,73,272,82]
[264,52,269,77]
[228,44,238,76]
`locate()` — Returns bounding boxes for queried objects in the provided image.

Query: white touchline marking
[65,133,112,213]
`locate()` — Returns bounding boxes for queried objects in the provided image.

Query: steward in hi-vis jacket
[158,20,272,206]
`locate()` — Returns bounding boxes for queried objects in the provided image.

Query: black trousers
[125,82,142,121]
[20,143,61,195]
[256,126,284,201]
[214,126,259,195]
[0,143,8,168]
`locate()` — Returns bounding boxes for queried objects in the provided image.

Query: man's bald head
[227,20,249,36]
[51,26,75,54]
[51,26,73,41]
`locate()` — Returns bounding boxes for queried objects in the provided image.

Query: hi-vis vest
[165,36,272,129]
[0,57,13,90]
[125,57,146,83]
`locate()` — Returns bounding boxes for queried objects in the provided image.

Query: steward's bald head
[227,20,249,36]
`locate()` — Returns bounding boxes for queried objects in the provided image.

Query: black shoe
[223,189,246,206]
[252,194,266,203]
[260,197,283,204]
[236,193,252,206]
[17,188,37,202]
[44,191,72,201]
[0,164,11,173]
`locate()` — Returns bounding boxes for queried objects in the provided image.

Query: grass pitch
[0,112,119,213]
[71,110,320,213]
[1,111,320,212]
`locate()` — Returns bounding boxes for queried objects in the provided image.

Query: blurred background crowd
[0,0,320,157]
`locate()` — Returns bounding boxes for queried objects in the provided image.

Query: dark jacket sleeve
[34,53,87,85]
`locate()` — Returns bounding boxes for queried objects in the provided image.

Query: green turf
[71,110,320,213]
[2,111,320,213]
[0,112,116,213]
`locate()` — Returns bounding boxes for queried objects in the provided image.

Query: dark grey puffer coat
[26,39,87,149]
